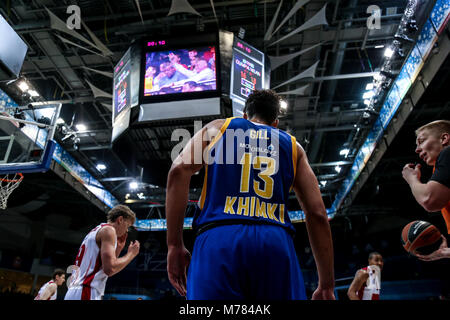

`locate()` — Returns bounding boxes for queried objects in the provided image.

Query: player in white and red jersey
[34,269,66,300]
[64,205,140,300]
[347,252,383,300]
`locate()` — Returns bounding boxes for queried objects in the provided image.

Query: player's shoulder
[438,146,450,161]
[48,282,57,289]
[206,118,227,129]
[97,224,116,239]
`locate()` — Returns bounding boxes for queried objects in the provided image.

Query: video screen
[143,46,217,96]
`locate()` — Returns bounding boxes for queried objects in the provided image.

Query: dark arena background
[0,0,449,307]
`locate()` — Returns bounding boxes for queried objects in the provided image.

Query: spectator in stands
[171,58,215,85]
[188,50,198,70]
[181,81,199,93]
[347,252,383,300]
[155,62,187,90]
[144,65,157,93]
[402,120,450,261]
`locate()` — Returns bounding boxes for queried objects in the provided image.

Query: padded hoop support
[0,140,56,174]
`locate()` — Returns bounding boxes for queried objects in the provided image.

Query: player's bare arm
[166,119,224,296]
[38,283,57,300]
[116,232,128,257]
[402,164,450,211]
[97,226,140,277]
[347,269,369,300]
[293,142,335,300]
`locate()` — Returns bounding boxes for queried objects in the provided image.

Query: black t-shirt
[430,146,450,188]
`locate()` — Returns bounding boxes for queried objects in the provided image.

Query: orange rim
[1,173,24,183]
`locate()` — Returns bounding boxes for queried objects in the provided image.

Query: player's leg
[186,225,248,300]
[249,224,307,300]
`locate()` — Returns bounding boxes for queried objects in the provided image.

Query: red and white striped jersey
[357,265,381,300]
[68,223,117,299]
[34,280,57,300]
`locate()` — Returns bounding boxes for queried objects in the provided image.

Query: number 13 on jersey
[239,153,276,199]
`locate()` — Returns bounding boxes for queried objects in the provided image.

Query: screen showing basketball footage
[143,46,217,96]
[113,49,131,122]
[230,40,264,103]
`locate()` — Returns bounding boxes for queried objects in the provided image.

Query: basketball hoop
[0,173,23,209]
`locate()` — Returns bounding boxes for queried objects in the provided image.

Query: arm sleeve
[430,147,450,188]
[173,63,195,77]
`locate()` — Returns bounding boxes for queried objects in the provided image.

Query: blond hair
[415,120,450,137]
[107,204,136,224]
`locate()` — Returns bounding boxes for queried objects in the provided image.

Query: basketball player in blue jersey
[166,89,335,300]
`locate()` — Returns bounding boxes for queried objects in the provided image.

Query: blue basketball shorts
[186,223,306,300]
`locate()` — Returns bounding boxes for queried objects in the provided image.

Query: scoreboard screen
[113,48,131,123]
[230,40,265,104]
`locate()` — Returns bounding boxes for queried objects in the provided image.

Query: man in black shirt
[402,120,450,261]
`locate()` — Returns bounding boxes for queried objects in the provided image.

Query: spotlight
[365,83,374,90]
[363,91,374,99]
[28,90,40,97]
[335,166,342,173]
[18,81,29,92]
[320,181,327,187]
[340,148,350,157]
[364,99,371,106]
[280,100,288,110]
[76,124,87,131]
[130,181,139,190]
[373,73,383,81]
[384,47,394,58]
[96,163,107,171]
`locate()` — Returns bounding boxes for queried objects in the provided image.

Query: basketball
[401,221,442,255]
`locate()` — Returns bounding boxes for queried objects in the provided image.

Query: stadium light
[363,91,375,99]
[339,148,350,157]
[28,89,39,97]
[76,124,87,131]
[280,100,288,110]
[130,181,139,190]
[96,163,107,171]
[18,81,29,92]
[384,47,394,58]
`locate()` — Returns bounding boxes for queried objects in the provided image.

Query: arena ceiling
[0,0,448,222]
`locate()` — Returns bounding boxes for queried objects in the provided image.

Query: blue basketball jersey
[193,117,297,234]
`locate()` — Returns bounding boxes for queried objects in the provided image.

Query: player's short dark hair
[368,252,382,260]
[107,204,136,224]
[52,269,65,279]
[244,89,281,124]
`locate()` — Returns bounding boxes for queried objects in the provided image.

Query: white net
[0,173,23,209]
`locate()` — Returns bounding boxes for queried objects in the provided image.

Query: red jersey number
[74,244,86,267]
